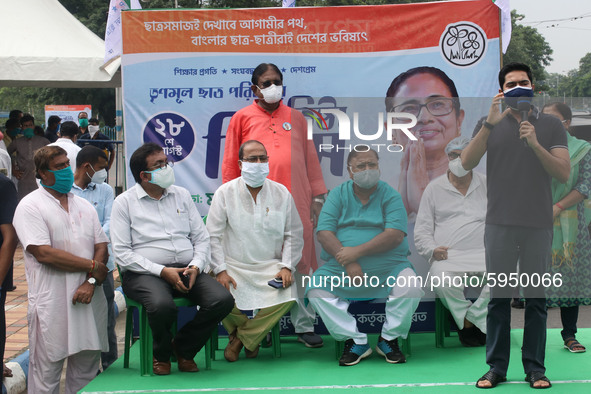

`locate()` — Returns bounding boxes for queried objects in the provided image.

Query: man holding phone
[111,143,234,375]
[207,140,304,362]
[461,63,569,389]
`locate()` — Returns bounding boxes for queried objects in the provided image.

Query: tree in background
[503,10,553,87]
[0,1,565,125]
[572,53,591,98]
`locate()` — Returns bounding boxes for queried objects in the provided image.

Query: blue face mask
[503,86,533,110]
[41,167,74,194]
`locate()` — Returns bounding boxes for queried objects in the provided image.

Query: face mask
[448,157,470,177]
[8,128,19,138]
[42,166,74,194]
[88,125,100,137]
[503,86,533,110]
[241,162,269,188]
[23,128,35,139]
[79,118,89,128]
[87,165,108,184]
[146,164,175,189]
[257,84,283,104]
[352,169,380,189]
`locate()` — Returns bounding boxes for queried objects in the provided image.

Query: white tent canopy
[0,0,120,88]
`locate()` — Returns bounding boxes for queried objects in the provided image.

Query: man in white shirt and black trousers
[111,142,234,375]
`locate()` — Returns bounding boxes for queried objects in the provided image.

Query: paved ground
[4,244,591,392]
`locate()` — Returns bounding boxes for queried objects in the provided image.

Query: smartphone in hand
[268,277,283,289]
[180,273,191,287]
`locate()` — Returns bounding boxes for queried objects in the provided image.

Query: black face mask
[503,86,534,110]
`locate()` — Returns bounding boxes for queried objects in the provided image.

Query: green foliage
[59,0,110,39]
[503,11,553,85]
[0,88,46,121]
[572,53,591,97]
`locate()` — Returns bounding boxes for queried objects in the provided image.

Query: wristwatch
[87,277,97,287]
[483,121,495,130]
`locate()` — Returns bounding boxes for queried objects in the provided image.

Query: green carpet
[81,328,591,393]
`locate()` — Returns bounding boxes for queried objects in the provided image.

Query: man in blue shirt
[71,145,117,371]
[77,119,115,170]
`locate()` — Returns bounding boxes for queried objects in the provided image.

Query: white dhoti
[429,260,489,332]
[308,268,424,344]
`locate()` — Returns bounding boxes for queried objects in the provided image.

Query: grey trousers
[484,224,551,376]
[101,272,118,370]
[123,270,234,361]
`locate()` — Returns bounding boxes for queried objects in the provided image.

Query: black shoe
[376,336,406,364]
[458,326,482,347]
[338,339,372,366]
[474,326,487,346]
[297,332,324,348]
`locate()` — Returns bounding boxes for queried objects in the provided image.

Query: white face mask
[88,125,100,137]
[257,84,283,104]
[241,162,269,188]
[448,157,470,177]
[87,165,108,184]
[147,164,175,189]
[352,169,380,189]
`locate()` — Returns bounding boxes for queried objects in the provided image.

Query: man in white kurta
[414,137,489,347]
[207,140,304,361]
[12,145,108,394]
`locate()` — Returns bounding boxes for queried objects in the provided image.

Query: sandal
[476,370,506,389]
[564,337,586,353]
[525,371,552,389]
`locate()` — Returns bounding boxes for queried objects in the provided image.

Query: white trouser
[29,346,100,394]
[429,262,489,333]
[291,270,317,333]
[308,268,424,344]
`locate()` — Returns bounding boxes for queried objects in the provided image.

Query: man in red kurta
[222,63,327,348]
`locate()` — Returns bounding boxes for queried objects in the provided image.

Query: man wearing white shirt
[207,140,303,362]
[48,121,81,172]
[414,137,489,347]
[111,143,233,375]
[13,145,109,394]
[71,145,117,370]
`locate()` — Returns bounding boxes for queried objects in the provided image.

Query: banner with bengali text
[122,1,501,285]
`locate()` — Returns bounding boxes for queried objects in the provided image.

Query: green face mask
[41,166,74,194]
[23,128,35,139]
[79,118,89,128]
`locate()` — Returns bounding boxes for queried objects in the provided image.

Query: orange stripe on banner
[44,105,91,111]
[122,1,499,54]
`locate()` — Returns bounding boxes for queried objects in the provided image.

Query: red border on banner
[122,2,499,54]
